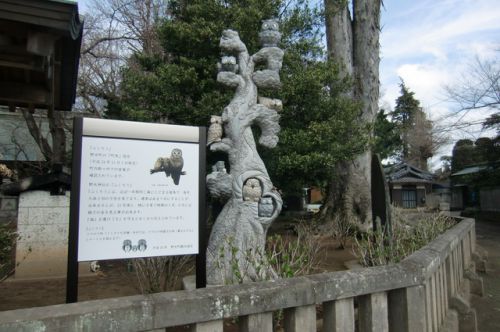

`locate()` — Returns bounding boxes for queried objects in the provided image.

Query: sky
[76,0,499,170]
[380,0,500,169]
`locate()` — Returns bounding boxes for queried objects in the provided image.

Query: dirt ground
[0,233,356,312]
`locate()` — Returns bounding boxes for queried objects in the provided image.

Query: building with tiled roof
[385,162,435,208]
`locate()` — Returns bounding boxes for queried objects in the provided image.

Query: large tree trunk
[322,0,380,231]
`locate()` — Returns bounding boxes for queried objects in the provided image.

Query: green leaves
[373,109,402,160]
[267,59,369,193]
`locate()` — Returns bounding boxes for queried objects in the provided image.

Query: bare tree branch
[76,0,166,114]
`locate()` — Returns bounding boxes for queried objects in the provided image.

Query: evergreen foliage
[266,58,369,193]
[391,81,422,159]
[451,137,500,172]
[451,137,500,187]
[373,109,401,160]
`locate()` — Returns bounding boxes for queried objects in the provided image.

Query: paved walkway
[471,218,500,332]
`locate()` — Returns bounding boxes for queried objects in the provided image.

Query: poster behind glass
[78,136,199,261]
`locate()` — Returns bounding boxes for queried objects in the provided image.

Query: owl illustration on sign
[169,148,184,185]
[242,178,262,202]
[150,148,185,185]
[151,157,169,174]
[207,115,223,146]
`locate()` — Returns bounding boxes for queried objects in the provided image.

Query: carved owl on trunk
[258,197,274,217]
[259,19,281,47]
[217,55,239,73]
[207,115,223,146]
[242,178,262,202]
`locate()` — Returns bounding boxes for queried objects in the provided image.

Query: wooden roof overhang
[0,0,83,111]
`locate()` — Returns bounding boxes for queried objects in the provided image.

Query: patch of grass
[353,210,456,267]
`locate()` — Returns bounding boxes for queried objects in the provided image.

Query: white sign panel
[78,136,199,261]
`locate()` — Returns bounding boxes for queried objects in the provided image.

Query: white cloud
[380,0,499,170]
[381,0,500,60]
[396,63,451,107]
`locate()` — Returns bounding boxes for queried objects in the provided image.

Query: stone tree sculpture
[206,19,284,285]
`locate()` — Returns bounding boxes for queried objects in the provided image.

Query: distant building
[385,163,435,208]
[450,161,500,211]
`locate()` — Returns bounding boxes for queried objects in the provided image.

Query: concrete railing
[0,218,481,332]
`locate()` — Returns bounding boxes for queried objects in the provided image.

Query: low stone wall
[14,190,89,280]
[0,192,17,224]
[0,218,482,332]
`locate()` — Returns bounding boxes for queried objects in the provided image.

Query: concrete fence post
[388,286,426,332]
[239,312,273,332]
[191,320,223,332]
[323,297,355,332]
[358,292,388,332]
[284,305,316,332]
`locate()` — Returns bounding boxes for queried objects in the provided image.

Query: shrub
[266,222,322,278]
[217,221,322,284]
[131,255,194,293]
[328,214,353,249]
[353,211,456,267]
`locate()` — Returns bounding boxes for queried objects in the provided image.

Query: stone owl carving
[217,55,239,73]
[216,160,227,173]
[258,197,274,217]
[169,148,184,185]
[259,19,281,47]
[242,178,262,202]
[258,96,283,112]
[207,115,223,146]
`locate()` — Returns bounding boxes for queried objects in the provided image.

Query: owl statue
[217,55,239,73]
[216,160,227,174]
[258,197,274,217]
[258,96,283,112]
[242,178,262,202]
[259,19,281,47]
[207,115,223,146]
[169,148,184,185]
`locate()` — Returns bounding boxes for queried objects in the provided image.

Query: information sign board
[67,118,206,302]
[78,136,199,261]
